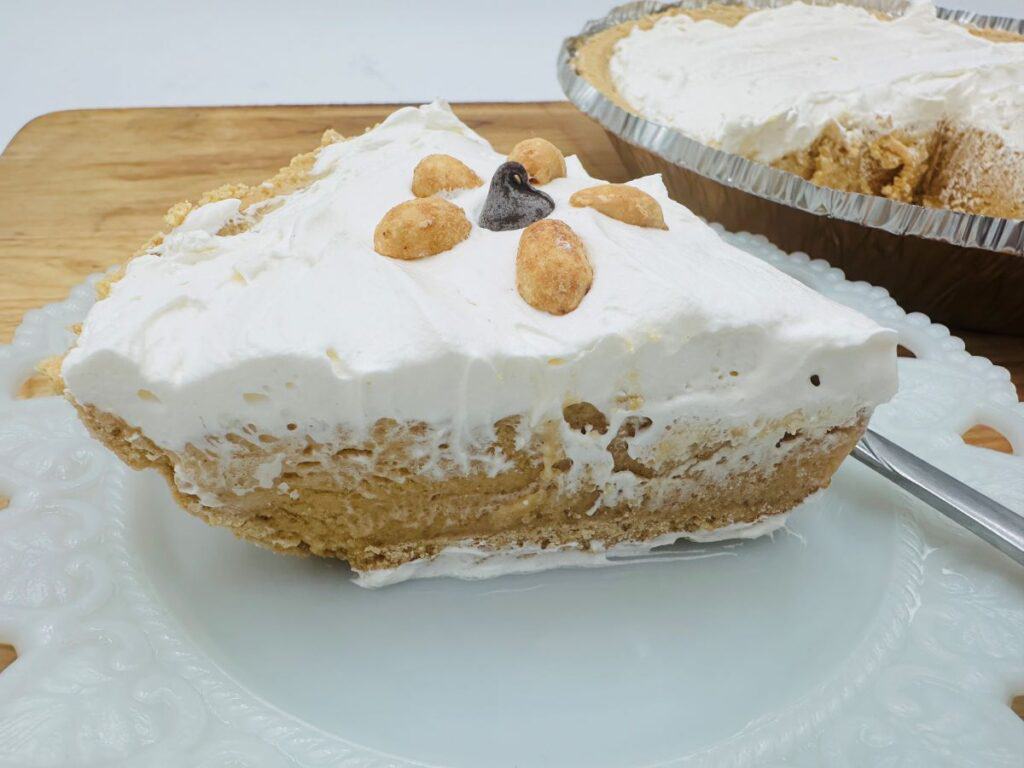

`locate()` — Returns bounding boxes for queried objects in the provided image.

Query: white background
[1,0,1020,150]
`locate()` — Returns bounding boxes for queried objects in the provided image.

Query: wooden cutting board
[0,102,1019,676]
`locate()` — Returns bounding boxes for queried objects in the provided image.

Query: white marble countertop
[1,0,1018,150]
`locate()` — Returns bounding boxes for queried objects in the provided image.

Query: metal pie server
[852,428,1024,566]
[614,429,1024,566]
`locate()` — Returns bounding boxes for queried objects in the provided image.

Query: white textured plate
[1,231,1022,768]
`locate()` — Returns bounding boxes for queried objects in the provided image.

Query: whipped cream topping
[63,102,895,487]
[609,0,1024,162]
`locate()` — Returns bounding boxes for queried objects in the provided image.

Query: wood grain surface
[0,102,1019,684]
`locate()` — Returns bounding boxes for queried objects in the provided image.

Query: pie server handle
[853,428,1024,567]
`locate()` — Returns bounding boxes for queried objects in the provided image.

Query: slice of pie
[573,1,1024,218]
[58,101,896,586]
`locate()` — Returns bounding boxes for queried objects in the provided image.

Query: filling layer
[74,399,867,574]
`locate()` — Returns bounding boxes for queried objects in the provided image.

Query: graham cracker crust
[573,3,1024,218]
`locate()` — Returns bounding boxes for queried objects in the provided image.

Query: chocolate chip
[478,161,555,231]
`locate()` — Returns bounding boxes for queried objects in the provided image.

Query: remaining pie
[573,1,1024,218]
[56,101,896,586]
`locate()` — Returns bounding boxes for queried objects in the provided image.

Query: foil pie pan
[557,0,1024,333]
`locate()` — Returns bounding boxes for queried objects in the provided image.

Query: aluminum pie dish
[557,0,1024,334]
